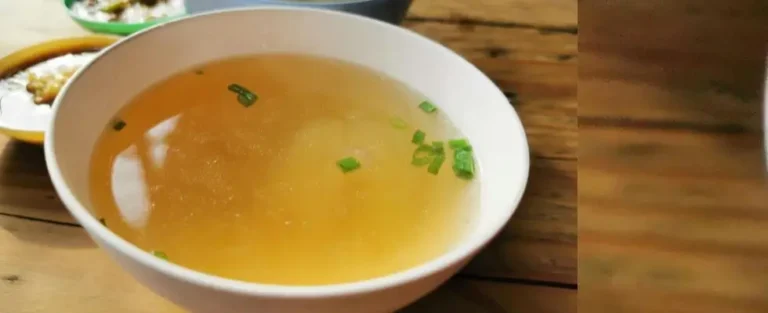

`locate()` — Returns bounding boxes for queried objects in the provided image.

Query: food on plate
[0,52,97,130]
[70,0,185,23]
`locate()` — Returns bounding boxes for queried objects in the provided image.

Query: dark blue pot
[185,0,413,24]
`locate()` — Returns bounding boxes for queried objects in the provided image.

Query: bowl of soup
[45,7,529,313]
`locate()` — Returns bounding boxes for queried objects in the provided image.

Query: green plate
[63,0,186,35]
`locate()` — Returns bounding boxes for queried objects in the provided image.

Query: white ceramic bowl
[44,7,529,313]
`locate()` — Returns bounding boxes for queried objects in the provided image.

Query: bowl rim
[45,6,530,298]
[0,35,119,135]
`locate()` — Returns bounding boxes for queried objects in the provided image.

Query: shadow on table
[0,140,69,215]
[400,279,508,313]
[0,140,95,248]
[402,275,576,313]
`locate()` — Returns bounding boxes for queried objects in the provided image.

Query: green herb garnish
[418,100,437,113]
[337,157,361,173]
[152,250,168,260]
[111,119,126,131]
[411,144,434,166]
[227,83,258,107]
[412,130,426,144]
[452,149,475,179]
[227,83,246,94]
[390,117,408,129]
[431,141,444,153]
[448,138,471,151]
[427,152,446,175]
[236,93,257,107]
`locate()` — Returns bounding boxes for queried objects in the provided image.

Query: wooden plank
[408,0,577,29]
[582,167,768,225]
[0,215,575,313]
[405,20,577,95]
[579,0,768,131]
[580,128,768,312]
[580,0,768,309]
[580,239,768,313]
[579,54,766,132]
[580,125,768,312]
[581,168,768,257]
[579,125,766,179]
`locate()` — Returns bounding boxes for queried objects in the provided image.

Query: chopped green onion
[111,119,126,131]
[431,141,444,153]
[98,218,106,226]
[227,83,258,107]
[412,130,426,144]
[452,149,475,179]
[337,157,361,173]
[237,93,257,107]
[390,117,408,129]
[152,250,168,260]
[448,138,471,151]
[411,144,434,166]
[427,152,446,175]
[418,100,438,113]
[227,83,246,94]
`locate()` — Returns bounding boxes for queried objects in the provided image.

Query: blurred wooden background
[0,0,577,312]
[580,0,768,312]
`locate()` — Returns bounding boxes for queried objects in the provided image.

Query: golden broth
[89,54,477,285]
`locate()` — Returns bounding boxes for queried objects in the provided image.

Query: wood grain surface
[0,215,576,313]
[580,0,768,312]
[0,0,577,312]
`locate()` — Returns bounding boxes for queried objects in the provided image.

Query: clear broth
[89,54,476,285]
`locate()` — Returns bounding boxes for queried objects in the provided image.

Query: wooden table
[0,0,577,312]
[580,1,768,312]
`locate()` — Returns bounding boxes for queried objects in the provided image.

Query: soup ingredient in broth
[418,100,438,113]
[336,156,361,173]
[89,54,478,285]
[152,250,169,260]
[389,116,408,129]
[411,129,426,144]
[226,83,258,107]
[452,147,475,179]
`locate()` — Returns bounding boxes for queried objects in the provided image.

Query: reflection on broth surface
[89,54,478,285]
